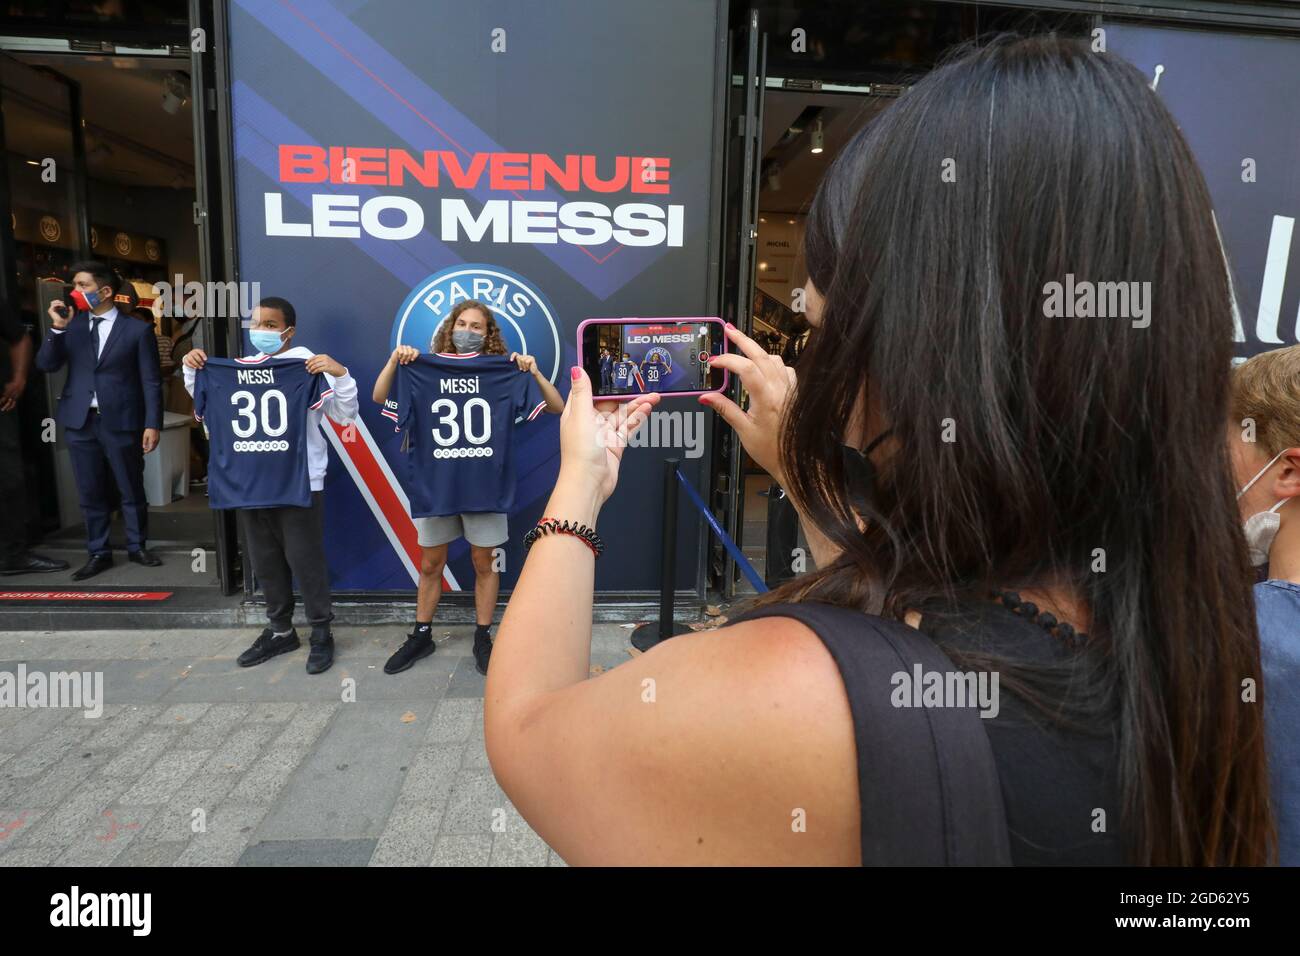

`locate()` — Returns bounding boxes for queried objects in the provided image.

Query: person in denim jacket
[1230,346,1300,865]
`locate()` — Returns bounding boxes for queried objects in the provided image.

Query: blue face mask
[249,328,285,354]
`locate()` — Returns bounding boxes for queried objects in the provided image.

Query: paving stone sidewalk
[0,623,639,866]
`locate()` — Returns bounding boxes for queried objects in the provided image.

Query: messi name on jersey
[382,353,546,518]
[193,357,331,509]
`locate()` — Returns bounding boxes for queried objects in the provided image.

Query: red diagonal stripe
[326,417,449,591]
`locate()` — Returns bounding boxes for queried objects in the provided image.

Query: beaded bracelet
[523,516,605,558]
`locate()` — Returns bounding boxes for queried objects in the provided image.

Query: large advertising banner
[1108,24,1300,359]
[227,0,721,592]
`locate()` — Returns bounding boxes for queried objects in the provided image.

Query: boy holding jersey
[183,297,357,674]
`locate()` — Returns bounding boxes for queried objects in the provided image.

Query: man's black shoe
[1,552,70,575]
[237,628,300,667]
[71,553,113,581]
[127,549,162,567]
[384,630,435,674]
[472,628,493,676]
[306,627,334,674]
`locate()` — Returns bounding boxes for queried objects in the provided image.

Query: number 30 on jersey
[430,397,491,447]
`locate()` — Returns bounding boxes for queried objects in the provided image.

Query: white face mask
[1237,449,1290,566]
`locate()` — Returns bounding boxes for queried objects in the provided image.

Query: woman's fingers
[723,322,772,365]
[699,391,752,436]
[706,353,760,387]
[567,365,593,412]
[722,324,790,388]
[619,397,655,434]
[610,400,655,458]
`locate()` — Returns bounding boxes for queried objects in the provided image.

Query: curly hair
[429,299,508,355]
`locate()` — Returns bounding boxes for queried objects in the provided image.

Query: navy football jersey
[193,357,331,509]
[613,361,634,388]
[382,353,547,517]
[640,362,665,390]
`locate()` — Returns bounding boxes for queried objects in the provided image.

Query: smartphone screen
[579,318,726,398]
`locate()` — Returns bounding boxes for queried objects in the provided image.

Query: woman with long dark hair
[484,35,1274,865]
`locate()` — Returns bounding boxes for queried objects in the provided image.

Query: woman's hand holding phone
[556,366,659,520]
[698,323,797,486]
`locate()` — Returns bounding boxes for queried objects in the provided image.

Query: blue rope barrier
[674,468,768,593]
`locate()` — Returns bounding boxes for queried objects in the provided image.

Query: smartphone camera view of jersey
[193,357,333,509]
[382,353,547,517]
[579,317,726,399]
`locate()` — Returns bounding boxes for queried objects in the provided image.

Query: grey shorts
[414,512,508,548]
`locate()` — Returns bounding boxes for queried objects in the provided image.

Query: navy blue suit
[35,307,162,555]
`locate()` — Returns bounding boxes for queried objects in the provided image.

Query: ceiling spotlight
[810,118,824,154]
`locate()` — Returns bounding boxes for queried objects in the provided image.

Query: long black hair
[762,34,1272,866]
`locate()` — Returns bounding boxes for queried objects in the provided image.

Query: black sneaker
[306,626,334,675]
[237,628,300,667]
[473,628,492,676]
[384,630,435,674]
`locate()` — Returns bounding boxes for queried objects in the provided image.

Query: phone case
[577,316,729,401]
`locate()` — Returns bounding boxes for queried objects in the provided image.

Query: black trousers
[65,413,148,555]
[237,491,333,632]
[0,409,29,563]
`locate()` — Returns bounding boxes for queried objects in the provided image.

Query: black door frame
[189,0,243,595]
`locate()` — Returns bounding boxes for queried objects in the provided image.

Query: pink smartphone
[577,317,728,400]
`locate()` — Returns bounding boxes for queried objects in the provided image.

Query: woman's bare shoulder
[494,612,862,865]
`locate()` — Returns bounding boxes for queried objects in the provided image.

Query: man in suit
[599,347,613,392]
[36,261,163,580]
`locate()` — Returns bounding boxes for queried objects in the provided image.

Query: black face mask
[841,429,892,513]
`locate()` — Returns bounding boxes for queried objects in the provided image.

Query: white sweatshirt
[184,345,359,492]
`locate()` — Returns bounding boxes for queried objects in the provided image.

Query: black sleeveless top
[731,600,1125,865]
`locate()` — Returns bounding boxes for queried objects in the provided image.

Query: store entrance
[0,49,219,591]
[736,87,890,596]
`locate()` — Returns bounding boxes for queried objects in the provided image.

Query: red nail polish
[725,322,735,330]
[571,366,581,381]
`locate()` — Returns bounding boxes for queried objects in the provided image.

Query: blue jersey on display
[382,353,547,517]
[613,361,634,388]
[640,362,666,390]
[193,357,331,509]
